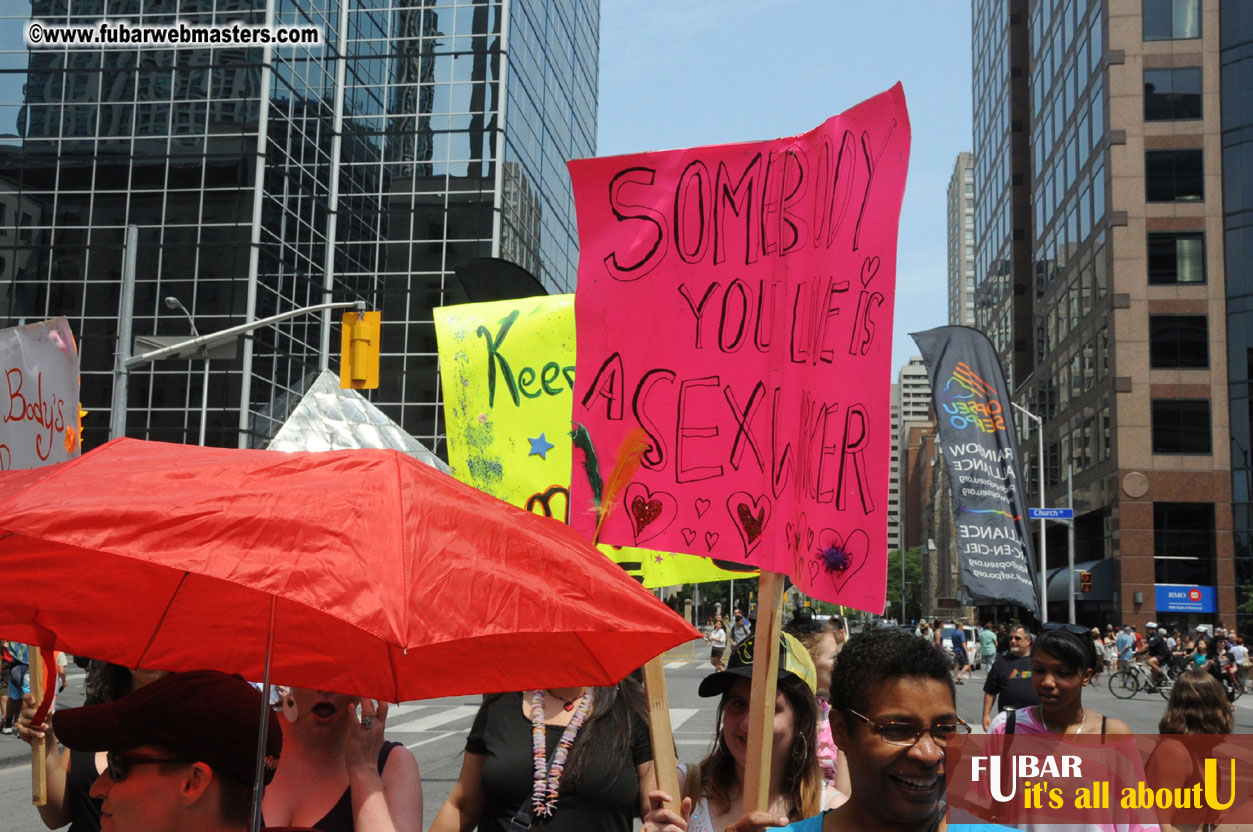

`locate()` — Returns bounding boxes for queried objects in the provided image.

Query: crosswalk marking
[388,705,479,733]
[665,661,687,669]
[669,707,700,730]
[405,731,459,749]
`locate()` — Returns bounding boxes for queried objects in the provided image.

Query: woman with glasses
[988,624,1132,738]
[780,628,974,832]
[640,634,841,832]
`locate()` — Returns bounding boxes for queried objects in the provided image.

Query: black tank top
[307,741,402,832]
[66,748,102,832]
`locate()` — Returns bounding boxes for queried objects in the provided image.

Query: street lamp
[1011,401,1048,623]
[164,296,209,447]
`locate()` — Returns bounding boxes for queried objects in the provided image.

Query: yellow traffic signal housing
[340,311,381,389]
[1079,570,1092,593]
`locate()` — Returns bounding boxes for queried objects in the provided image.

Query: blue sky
[597,0,974,373]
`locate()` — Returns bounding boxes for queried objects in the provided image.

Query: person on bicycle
[1137,625,1172,687]
[1115,625,1136,673]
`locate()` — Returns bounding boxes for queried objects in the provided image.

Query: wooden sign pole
[642,656,680,810]
[742,571,785,814]
[31,647,47,806]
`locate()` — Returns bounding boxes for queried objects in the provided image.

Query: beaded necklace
[530,688,592,818]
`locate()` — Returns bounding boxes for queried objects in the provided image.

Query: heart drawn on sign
[725,492,771,557]
[809,527,870,593]
[785,514,814,555]
[624,482,678,546]
[694,498,711,518]
[681,528,697,547]
[860,255,880,287]
[704,532,719,552]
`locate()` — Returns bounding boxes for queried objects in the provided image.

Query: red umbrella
[0,438,697,701]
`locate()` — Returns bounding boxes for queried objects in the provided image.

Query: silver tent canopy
[267,369,448,473]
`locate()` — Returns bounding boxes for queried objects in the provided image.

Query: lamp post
[164,297,209,447]
[1011,401,1048,623]
[118,300,367,448]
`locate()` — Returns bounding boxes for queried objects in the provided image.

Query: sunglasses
[105,751,189,782]
[844,708,971,747]
[1042,622,1092,637]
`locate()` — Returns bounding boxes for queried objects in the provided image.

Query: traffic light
[340,311,381,389]
[1079,570,1092,593]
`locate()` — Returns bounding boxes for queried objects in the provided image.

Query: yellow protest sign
[435,295,751,587]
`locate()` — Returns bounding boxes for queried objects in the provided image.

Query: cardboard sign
[434,295,751,587]
[0,318,80,471]
[566,86,910,610]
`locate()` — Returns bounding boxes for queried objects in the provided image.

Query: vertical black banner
[911,326,1039,613]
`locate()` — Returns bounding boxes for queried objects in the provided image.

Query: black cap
[698,633,817,698]
[55,670,281,785]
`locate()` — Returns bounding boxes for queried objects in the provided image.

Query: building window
[1143,0,1201,40]
[1148,232,1205,284]
[1144,68,1202,120]
[1146,149,1203,202]
[1151,399,1211,454]
[1149,315,1208,368]
[1154,502,1214,585]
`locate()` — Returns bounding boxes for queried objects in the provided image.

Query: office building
[889,357,933,554]
[0,0,597,451]
[888,388,901,551]
[947,151,977,326]
[971,0,1250,631]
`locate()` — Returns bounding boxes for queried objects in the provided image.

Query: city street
[3,640,1253,831]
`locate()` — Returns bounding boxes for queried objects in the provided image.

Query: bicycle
[1108,661,1169,700]
[1152,659,1187,700]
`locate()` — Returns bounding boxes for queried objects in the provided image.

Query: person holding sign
[430,679,655,832]
[641,634,840,832]
[52,670,282,832]
[16,662,168,832]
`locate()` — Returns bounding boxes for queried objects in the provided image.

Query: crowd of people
[2,612,1246,832]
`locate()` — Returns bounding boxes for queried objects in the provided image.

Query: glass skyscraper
[0,0,597,451]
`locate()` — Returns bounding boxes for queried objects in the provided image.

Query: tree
[886,547,923,623]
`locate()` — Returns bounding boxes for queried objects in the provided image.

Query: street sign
[1028,507,1074,520]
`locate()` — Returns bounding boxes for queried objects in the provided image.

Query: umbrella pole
[250,596,277,832]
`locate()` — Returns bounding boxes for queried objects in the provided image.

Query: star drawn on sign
[528,433,554,460]
[654,555,665,564]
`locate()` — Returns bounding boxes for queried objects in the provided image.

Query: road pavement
[3,642,1252,831]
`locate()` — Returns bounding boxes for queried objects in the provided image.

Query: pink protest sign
[568,85,909,611]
